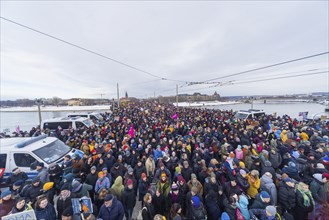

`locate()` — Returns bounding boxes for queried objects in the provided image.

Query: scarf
[60,190,71,201]
[297,185,314,207]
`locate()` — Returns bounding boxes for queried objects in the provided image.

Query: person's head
[127,179,133,189]
[191,186,198,196]
[144,193,152,204]
[230,179,237,187]
[297,182,309,192]
[32,177,41,186]
[90,166,96,174]
[36,195,48,209]
[210,173,216,183]
[15,197,26,210]
[283,177,295,188]
[171,203,182,215]
[36,162,44,171]
[161,173,167,182]
[98,171,104,179]
[141,173,147,181]
[104,194,113,207]
[191,173,197,183]
[0,190,12,201]
[61,207,73,220]
[265,205,277,217]
[260,191,271,203]
[156,189,161,197]
[102,167,108,174]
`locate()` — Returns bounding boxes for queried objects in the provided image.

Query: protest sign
[2,209,36,220]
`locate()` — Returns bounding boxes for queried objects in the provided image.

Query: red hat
[323,172,329,180]
[127,179,133,186]
[141,173,146,179]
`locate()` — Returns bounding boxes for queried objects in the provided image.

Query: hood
[114,176,123,186]
[261,175,273,185]
[313,173,323,183]
[238,194,249,208]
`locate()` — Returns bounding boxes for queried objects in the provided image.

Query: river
[0,102,328,133]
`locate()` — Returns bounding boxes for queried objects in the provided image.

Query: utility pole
[251,96,254,109]
[117,83,120,109]
[176,84,178,107]
[35,99,42,125]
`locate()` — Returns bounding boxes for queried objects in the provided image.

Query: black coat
[278,181,296,210]
[26,183,43,204]
[236,173,250,191]
[56,195,72,220]
[294,189,314,220]
[152,194,166,215]
[122,187,136,210]
[205,192,220,220]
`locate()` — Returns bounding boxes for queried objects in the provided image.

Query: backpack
[137,206,147,220]
[236,207,244,220]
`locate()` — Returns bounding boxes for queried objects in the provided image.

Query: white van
[41,116,94,131]
[234,109,266,121]
[0,135,84,183]
[67,112,103,121]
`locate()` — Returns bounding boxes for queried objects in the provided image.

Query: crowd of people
[0,101,329,220]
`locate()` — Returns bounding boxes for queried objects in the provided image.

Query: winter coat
[204,180,220,196]
[152,193,166,215]
[236,172,250,191]
[98,197,124,220]
[5,172,28,186]
[56,194,72,220]
[223,198,236,220]
[247,174,260,199]
[187,180,204,196]
[35,203,57,220]
[260,175,277,205]
[181,167,193,183]
[85,173,98,189]
[122,187,136,210]
[26,183,43,204]
[0,199,15,218]
[145,158,156,176]
[109,176,124,201]
[138,179,149,201]
[294,189,314,220]
[269,151,282,169]
[95,177,111,193]
[156,180,171,197]
[191,204,206,220]
[142,203,154,220]
[134,164,147,180]
[223,182,242,198]
[205,191,220,220]
[310,174,327,204]
[278,181,296,210]
[37,168,49,184]
[282,163,300,181]
[71,183,92,198]
[250,193,271,209]
[236,194,250,220]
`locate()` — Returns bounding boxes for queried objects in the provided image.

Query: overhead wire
[0,16,186,83]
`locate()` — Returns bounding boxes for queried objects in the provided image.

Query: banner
[2,209,36,220]
[72,198,93,214]
[298,112,308,120]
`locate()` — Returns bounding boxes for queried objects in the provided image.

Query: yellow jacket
[247,174,260,198]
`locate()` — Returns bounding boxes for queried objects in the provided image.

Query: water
[0,102,328,133]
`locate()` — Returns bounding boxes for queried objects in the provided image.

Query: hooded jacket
[278,181,296,210]
[109,176,124,201]
[98,197,124,220]
[310,173,327,204]
[260,174,277,205]
[236,194,250,220]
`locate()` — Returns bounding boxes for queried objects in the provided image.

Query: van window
[90,115,97,120]
[44,122,72,130]
[247,114,253,119]
[254,113,265,119]
[14,153,37,167]
[0,154,6,168]
[76,122,85,129]
[33,140,71,164]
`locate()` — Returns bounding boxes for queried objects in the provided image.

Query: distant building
[67,98,82,106]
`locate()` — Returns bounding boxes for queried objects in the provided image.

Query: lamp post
[35,99,43,125]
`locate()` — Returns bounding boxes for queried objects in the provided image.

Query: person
[260,172,277,205]
[236,194,250,220]
[156,173,171,197]
[9,197,32,214]
[34,195,57,220]
[98,194,124,220]
[138,173,149,206]
[191,195,206,220]
[142,193,154,220]
[295,182,314,220]
[26,177,43,205]
[94,171,110,196]
[122,179,136,220]
[71,179,92,198]
[251,191,271,209]
[56,183,72,220]
[187,174,203,196]
[5,168,28,189]
[278,177,296,214]
[36,162,50,184]
[109,176,124,201]
[153,189,166,216]
[170,203,183,220]
[0,190,15,218]
[246,170,260,200]
[85,166,98,202]
[249,205,278,220]
[205,190,220,220]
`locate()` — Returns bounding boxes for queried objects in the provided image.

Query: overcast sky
[1,1,328,100]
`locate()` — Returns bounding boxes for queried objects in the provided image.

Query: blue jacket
[236,194,250,220]
[35,203,57,220]
[98,197,124,220]
[95,177,111,193]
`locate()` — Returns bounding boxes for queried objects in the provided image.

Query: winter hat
[264,172,273,178]
[12,167,21,174]
[13,180,24,187]
[175,166,181,173]
[32,176,40,184]
[91,166,97,171]
[313,173,324,182]
[71,179,82,192]
[0,190,11,199]
[210,172,216,178]
[141,173,147,179]
[192,195,201,208]
[177,175,186,183]
[191,173,197,179]
[260,191,270,199]
[171,183,179,191]
[265,161,272,167]
[239,161,245,168]
[239,169,247,176]
[127,179,133,186]
[237,145,242,150]
[161,172,167,178]
[105,194,113,201]
[266,205,277,216]
[323,172,329,180]
[43,182,54,191]
[61,183,70,191]
[36,162,44,167]
[323,156,329,164]
[128,167,134,174]
[102,167,108,172]
[98,171,104,178]
[229,152,235,158]
[317,163,325,169]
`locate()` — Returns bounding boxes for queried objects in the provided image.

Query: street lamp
[35,99,43,125]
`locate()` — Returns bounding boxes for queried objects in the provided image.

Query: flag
[171,113,178,119]
[15,125,20,133]
[128,125,135,138]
